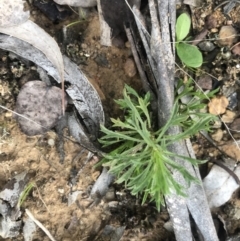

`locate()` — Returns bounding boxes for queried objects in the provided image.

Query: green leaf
[176,13,191,41]
[177,42,203,68]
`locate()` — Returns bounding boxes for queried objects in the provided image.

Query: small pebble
[108,201,119,208]
[197,75,212,90]
[48,138,55,147]
[230,118,240,131]
[208,96,229,115]
[212,119,222,129]
[201,13,207,18]
[112,37,125,48]
[211,28,218,33]
[124,58,137,77]
[58,188,64,194]
[211,129,223,142]
[104,187,115,202]
[198,41,215,52]
[227,92,238,110]
[218,26,238,47]
[125,41,131,48]
[221,50,231,59]
[221,110,236,123]
[95,43,101,49]
[94,53,109,67]
[81,43,87,49]
[5,112,12,118]
[164,221,174,232]
[89,155,99,165]
[205,14,218,29]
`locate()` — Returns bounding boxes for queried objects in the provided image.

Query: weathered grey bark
[133,1,218,240]
[124,26,153,96]
[124,25,158,113]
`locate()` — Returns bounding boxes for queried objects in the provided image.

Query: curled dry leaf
[64,55,105,135]
[0,20,65,112]
[0,34,104,139]
[67,113,100,153]
[208,96,229,115]
[0,0,63,84]
[0,20,64,84]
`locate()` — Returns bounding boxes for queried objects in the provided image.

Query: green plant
[18,182,34,207]
[99,83,217,211]
[176,13,203,68]
[65,20,86,29]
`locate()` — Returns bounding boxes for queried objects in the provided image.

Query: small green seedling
[18,182,34,207]
[176,13,203,68]
[99,83,217,211]
[65,20,86,29]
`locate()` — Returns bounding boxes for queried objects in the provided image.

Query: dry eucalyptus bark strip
[0,34,104,139]
[124,26,152,94]
[0,20,65,114]
[132,8,159,88]
[97,0,112,46]
[133,1,218,240]
[124,25,158,113]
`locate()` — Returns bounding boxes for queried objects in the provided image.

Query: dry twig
[25,209,57,241]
